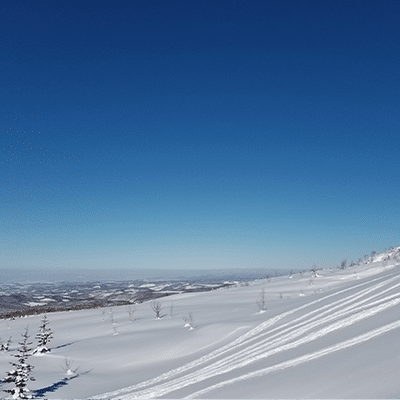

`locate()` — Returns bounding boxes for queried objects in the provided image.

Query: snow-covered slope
[1,248,400,399]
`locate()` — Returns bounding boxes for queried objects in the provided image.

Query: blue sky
[1,0,400,273]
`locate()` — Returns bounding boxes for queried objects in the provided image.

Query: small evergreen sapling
[0,336,12,351]
[2,327,35,399]
[33,314,53,354]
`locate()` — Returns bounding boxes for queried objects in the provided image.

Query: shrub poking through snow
[311,264,321,278]
[151,301,162,319]
[108,308,119,335]
[256,289,267,312]
[60,358,79,376]
[33,314,53,354]
[182,313,196,330]
[127,305,137,322]
[2,327,35,399]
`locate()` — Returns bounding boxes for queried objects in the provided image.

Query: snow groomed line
[91,271,399,399]
[186,318,400,398]
[92,272,394,398]
[174,277,400,385]
[101,289,400,398]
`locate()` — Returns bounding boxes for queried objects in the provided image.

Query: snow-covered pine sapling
[33,314,53,354]
[182,313,196,330]
[60,358,79,376]
[256,289,267,312]
[1,336,12,351]
[151,301,162,319]
[6,336,12,351]
[2,326,35,399]
[127,305,137,322]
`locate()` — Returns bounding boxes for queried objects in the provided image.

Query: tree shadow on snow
[33,370,91,398]
[52,341,75,350]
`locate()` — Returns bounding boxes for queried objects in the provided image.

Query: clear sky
[1,0,400,274]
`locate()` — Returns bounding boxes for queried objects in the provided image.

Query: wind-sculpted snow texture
[92,270,400,399]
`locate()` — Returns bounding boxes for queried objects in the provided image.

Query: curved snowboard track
[91,271,400,399]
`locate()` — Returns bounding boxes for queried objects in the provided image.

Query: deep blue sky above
[1,0,400,273]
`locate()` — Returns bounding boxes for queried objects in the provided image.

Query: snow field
[0,255,400,398]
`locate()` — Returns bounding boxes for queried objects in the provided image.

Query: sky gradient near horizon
[2,0,400,273]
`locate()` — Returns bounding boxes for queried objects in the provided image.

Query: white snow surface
[1,253,400,399]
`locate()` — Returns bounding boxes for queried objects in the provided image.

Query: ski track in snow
[91,272,400,399]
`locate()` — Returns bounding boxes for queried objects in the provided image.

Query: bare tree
[108,308,118,335]
[60,358,79,376]
[310,264,318,278]
[151,301,162,319]
[256,289,267,312]
[339,259,347,270]
[182,312,196,329]
[127,305,137,322]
